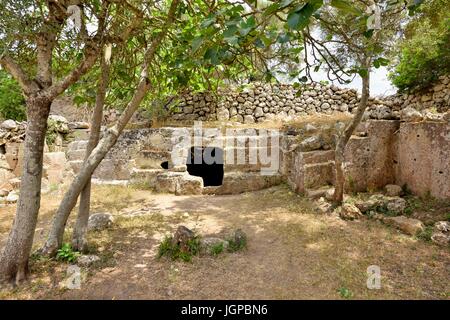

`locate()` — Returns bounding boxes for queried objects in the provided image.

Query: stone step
[214,171,283,195]
[304,161,335,189]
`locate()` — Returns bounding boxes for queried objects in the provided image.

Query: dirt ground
[0,184,449,300]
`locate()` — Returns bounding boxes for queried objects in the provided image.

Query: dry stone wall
[171,76,450,124]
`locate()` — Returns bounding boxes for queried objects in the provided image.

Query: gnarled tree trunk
[0,97,51,285]
[334,67,371,204]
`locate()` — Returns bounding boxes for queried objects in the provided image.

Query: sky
[311,66,397,97]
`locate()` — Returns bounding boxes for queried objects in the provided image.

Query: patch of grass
[210,242,224,256]
[338,287,353,299]
[227,234,247,252]
[446,213,450,222]
[56,243,80,263]
[417,226,433,242]
[157,236,201,262]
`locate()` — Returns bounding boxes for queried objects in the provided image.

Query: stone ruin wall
[171,76,450,124]
[284,120,450,200]
[1,77,449,203]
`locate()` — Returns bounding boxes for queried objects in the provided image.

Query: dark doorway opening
[186,146,224,186]
[160,161,169,169]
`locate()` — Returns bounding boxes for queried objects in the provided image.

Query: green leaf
[201,15,216,28]
[286,1,323,31]
[191,37,203,52]
[357,68,369,78]
[204,47,219,65]
[363,29,374,39]
[373,57,389,69]
[330,0,362,15]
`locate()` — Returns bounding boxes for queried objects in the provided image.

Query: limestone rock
[1,120,17,130]
[338,203,363,220]
[300,135,322,151]
[77,254,100,267]
[386,197,406,214]
[217,108,230,121]
[384,184,403,197]
[171,226,195,252]
[176,174,203,195]
[383,216,424,236]
[5,191,19,203]
[431,221,450,246]
[400,107,423,122]
[88,213,114,231]
[243,115,255,124]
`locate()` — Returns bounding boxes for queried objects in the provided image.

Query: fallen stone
[383,216,424,236]
[338,203,363,220]
[354,198,380,213]
[431,221,450,246]
[384,184,403,197]
[1,120,17,130]
[88,213,114,231]
[434,221,450,232]
[386,197,406,214]
[171,226,195,252]
[6,191,19,203]
[77,254,100,267]
[300,135,322,151]
[176,174,203,195]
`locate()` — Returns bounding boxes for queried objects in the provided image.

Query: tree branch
[0,54,39,95]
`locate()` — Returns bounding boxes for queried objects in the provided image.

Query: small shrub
[210,242,224,256]
[157,236,201,262]
[446,213,450,222]
[374,205,398,217]
[227,234,247,252]
[338,287,353,299]
[417,226,433,242]
[56,243,80,263]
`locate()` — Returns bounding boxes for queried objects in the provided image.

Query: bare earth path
[0,185,449,299]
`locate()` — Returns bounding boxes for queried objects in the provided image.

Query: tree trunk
[72,51,111,252]
[0,97,51,285]
[333,69,371,204]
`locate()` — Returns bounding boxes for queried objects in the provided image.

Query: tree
[0,0,141,285]
[389,0,450,92]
